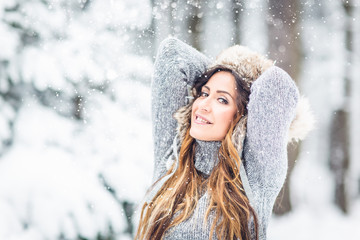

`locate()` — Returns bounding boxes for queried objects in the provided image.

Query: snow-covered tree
[0,0,154,239]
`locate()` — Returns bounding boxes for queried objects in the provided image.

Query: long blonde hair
[136,67,259,240]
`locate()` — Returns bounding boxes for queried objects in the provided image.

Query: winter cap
[174,45,315,150]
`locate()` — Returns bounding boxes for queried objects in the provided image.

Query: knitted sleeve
[151,37,210,181]
[242,66,299,238]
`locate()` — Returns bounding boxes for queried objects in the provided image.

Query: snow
[0,103,126,239]
[0,23,18,60]
[0,0,154,237]
[89,0,152,29]
[22,47,65,91]
[1,0,360,239]
[0,76,154,239]
[240,0,268,54]
[0,101,13,143]
[201,0,234,57]
[268,202,360,239]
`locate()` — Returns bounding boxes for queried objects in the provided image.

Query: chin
[190,127,218,141]
[190,127,205,140]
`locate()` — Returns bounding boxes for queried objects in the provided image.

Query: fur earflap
[173,104,192,143]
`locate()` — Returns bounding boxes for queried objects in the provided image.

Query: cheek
[191,101,199,117]
[217,108,236,127]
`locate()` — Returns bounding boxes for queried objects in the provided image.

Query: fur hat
[173,45,315,154]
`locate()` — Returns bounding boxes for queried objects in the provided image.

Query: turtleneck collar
[194,139,222,176]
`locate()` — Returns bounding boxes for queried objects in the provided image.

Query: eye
[218,97,228,104]
[200,91,209,97]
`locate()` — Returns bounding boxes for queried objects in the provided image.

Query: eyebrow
[202,86,235,100]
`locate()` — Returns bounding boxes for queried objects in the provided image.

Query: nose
[198,97,211,112]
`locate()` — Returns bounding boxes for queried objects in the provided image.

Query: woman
[135,37,314,240]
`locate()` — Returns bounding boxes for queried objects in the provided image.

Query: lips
[194,114,212,125]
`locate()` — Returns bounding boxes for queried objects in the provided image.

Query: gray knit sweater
[150,37,299,240]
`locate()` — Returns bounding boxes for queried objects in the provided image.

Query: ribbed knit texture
[150,37,299,240]
[194,140,221,176]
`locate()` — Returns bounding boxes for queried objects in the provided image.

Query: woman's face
[190,71,238,141]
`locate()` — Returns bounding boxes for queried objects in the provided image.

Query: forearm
[151,37,210,180]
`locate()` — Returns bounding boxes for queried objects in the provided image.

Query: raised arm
[151,37,210,181]
[242,66,299,238]
[243,66,298,188]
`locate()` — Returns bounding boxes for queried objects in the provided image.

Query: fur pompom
[288,96,316,143]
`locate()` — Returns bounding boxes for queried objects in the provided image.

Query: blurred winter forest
[0,0,360,239]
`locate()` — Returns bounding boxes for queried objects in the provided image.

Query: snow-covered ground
[269,201,360,239]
